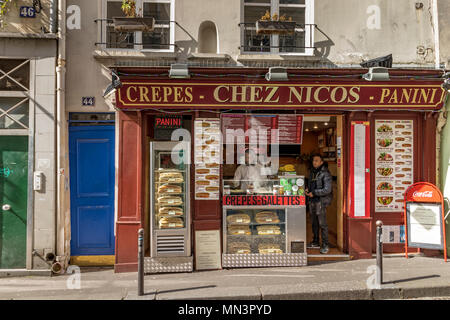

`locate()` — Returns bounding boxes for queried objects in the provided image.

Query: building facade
[0,0,64,274]
[1,0,443,273]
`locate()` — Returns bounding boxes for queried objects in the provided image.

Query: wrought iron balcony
[94,18,176,51]
[239,22,317,54]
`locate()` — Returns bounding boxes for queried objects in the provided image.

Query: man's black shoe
[307,242,320,249]
[320,245,329,254]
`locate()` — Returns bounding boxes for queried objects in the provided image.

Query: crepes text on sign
[116,80,446,110]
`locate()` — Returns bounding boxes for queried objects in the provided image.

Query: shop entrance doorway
[300,115,348,260]
[68,113,116,266]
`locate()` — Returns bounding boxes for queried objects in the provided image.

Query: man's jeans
[309,201,329,246]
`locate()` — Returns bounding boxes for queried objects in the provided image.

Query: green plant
[0,0,12,18]
[121,0,136,18]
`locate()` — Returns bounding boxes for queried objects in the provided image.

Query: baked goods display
[159,217,184,229]
[255,211,280,224]
[258,243,283,254]
[228,242,251,254]
[226,213,251,224]
[225,209,286,255]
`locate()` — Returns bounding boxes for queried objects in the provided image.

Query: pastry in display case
[226,213,251,224]
[159,217,184,229]
[257,225,281,235]
[224,208,286,254]
[228,242,251,254]
[255,211,280,224]
[228,225,252,235]
[258,243,283,254]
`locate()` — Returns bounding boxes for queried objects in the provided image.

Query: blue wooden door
[69,126,115,255]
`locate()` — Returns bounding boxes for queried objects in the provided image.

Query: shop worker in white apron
[305,154,333,254]
[233,148,267,192]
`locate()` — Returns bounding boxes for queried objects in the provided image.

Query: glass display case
[225,208,287,254]
[153,149,187,230]
[222,177,307,267]
[150,141,191,259]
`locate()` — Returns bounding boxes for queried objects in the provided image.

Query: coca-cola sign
[412,191,433,198]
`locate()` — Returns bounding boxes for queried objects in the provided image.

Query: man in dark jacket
[306,154,333,254]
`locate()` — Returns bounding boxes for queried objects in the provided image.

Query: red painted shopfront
[113,67,446,272]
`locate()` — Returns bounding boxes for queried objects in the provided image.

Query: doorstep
[0,269,52,278]
[70,255,115,267]
[307,247,351,261]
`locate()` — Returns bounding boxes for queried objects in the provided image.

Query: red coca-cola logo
[413,191,433,198]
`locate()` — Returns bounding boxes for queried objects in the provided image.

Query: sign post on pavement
[403,182,447,262]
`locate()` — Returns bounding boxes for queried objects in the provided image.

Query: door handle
[2,204,11,211]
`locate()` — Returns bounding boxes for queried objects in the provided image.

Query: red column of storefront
[115,110,144,273]
[346,112,373,259]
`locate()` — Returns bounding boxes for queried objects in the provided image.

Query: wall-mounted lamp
[362,67,390,81]
[169,64,190,79]
[265,67,288,81]
[103,70,122,99]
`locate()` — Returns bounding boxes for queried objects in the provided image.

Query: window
[241,0,314,55]
[0,59,30,132]
[102,0,174,51]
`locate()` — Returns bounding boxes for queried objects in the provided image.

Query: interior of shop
[221,114,341,255]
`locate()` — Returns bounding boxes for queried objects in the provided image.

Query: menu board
[375,120,414,212]
[407,203,443,248]
[221,114,303,144]
[277,114,304,144]
[194,230,222,270]
[194,118,221,200]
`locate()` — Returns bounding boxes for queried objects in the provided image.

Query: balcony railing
[94,18,176,51]
[239,22,317,54]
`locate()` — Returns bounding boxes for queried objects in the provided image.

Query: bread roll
[228,225,251,235]
[159,217,184,229]
[157,196,183,206]
[196,180,210,186]
[159,207,184,216]
[206,163,219,168]
[205,186,219,192]
[196,168,210,174]
[255,211,280,224]
[227,213,251,224]
[159,172,183,183]
[257,225,281,235]
[228,242,251,254]
[158,185,182,194]
[258,243,283,254]
[206,175,219,180]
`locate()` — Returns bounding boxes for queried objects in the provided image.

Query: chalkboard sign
[154,115,183,140]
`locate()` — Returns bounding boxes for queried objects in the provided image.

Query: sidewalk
[0,256,449,300]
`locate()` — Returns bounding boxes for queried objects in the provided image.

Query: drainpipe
[56,0,68,270]
[431,0,440,69]
[49,0,58,33]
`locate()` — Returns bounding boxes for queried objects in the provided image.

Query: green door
[0,136,28,269]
